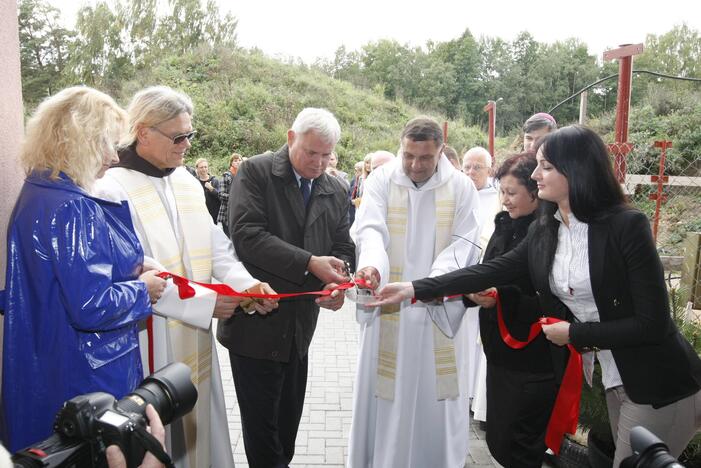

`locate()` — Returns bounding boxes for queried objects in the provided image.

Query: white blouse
[550,210,623,390]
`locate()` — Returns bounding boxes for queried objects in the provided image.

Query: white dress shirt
[550,210,623,390]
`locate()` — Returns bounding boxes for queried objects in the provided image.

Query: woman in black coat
[470,152,556,467]
[372,125,701,465]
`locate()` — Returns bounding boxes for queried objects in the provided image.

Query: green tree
[156,0,236,56]
[18,0,74,103]
[360,39,416,100]
[67,1,126,91]
[633,24,701,106]
[430,29,481,120]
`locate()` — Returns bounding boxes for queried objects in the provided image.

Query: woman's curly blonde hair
[21,86,127,189]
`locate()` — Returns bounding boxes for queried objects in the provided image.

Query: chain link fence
[619,141,701,314]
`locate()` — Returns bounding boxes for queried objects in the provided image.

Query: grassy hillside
[120,46,488,174]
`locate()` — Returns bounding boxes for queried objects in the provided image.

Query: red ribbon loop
[487,290,582,455]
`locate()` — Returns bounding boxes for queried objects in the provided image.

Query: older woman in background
[1,86,164,451]
[194,157,220,223]
[217,152,243,237]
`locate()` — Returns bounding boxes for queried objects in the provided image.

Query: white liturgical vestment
[95,166,258,468]
[347,156,481,468]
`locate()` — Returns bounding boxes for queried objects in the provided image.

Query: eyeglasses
[150,126,196,145]
[463,164,487,171]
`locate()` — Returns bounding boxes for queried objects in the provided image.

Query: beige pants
[606,385,701,467]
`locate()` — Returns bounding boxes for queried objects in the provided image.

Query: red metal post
[603,43,643,183]
[649,140,672,242]
[483,100,496,165]
[443,121,449,144]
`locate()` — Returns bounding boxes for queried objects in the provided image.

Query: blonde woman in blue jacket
[1,87,165,451]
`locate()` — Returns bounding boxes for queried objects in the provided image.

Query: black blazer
[473,211,553,373]
[415,208,701,407]
[218,145,355,362]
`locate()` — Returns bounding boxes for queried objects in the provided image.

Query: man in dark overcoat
[219,107,355,468]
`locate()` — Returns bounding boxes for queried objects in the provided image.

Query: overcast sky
[54,0,701,63]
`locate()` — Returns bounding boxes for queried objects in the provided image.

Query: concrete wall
[0,0,25,388]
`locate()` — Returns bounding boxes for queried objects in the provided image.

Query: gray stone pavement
[216,300,501,467]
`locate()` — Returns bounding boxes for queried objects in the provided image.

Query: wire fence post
[649,140,672,241]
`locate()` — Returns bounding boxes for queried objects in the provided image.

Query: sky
[54,0,701,64]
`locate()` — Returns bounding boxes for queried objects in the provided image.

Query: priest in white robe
[459,146,502,421]
[347,117,481,468]
[94,86,277,468]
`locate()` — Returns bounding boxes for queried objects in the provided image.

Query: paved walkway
[216,300,500,467]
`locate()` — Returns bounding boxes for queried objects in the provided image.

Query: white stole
[376,181,460,401]
[108,168,213,468]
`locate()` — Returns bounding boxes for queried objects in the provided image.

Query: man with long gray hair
[94,86,278,468]
[222,107,355,467]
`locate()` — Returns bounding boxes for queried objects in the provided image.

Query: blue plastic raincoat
[1,171,152,452]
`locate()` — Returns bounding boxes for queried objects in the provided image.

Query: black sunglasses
[150,126,196,145]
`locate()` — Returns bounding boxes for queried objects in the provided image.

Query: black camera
[620,426,685,468]
[12,362,197,468]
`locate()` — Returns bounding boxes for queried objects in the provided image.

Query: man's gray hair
[122,86,194,146]
[462,146,492,167]
[291,107,341,145]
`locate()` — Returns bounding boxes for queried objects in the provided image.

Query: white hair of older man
[369,150,396,171]
[462,146,492,168]
[291,107,341,145]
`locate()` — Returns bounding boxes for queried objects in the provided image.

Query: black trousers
[229,350,308,468]
[486,363,558,468]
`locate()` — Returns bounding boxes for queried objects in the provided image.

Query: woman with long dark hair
[372,125,701,465]
[469,152,557,467]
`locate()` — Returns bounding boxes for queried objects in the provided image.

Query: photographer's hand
[105,405,165,468]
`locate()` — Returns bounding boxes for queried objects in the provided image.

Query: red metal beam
[604,43,644,182]
[483,100,496,165]
[603,43,643,61]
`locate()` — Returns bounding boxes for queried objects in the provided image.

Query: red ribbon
[145,271,370,373]
[488,290,582,455]
[155,271,369,300]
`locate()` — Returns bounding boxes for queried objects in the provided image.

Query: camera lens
[628,427,685,468]
[116,362,197,425]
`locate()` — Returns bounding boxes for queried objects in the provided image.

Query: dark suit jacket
[218,145,355,362]
[471,211,553,373]
[415,208,701,407]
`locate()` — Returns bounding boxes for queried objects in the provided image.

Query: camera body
[58,392,149,467]
[12,362,197,468]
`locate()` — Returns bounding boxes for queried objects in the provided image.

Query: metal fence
[618,141,701,313]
